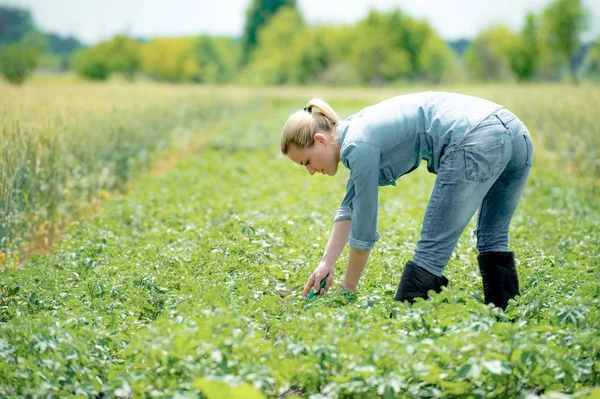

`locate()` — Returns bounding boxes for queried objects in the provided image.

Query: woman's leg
[476,126,533,253]
[396,115,514,303]
[413,120,513,276]
[475,114,533,309]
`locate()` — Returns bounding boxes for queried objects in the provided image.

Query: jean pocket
[524,134,533,167]
[464,140,505,183]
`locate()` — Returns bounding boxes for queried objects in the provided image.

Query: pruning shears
[306,275,329,300]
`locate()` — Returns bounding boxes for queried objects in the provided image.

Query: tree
[395,16,433,79]
[541,0,589,82]
[447,39,471,57]
[207,37,241,83]
[21,30,47,54]
[510,13,541,81]
[74,35,142,81]
[242,7,308,84]
[0,44,38,84]
[140,37,201,82]
[582,38,600,81]
[351,11,411,84]
[194,35,229,83]
[74,42,112,81]
[0,6,35,44]
[465,25,519,81]
[312,24,360,85]
[106,35,141,81]
[45,33,82,55]
[0,31,45,84]
[418,34,459,84]
[240,0,297,65]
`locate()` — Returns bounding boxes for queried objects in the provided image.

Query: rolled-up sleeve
[338,142,381,251]
[335,178,354,222]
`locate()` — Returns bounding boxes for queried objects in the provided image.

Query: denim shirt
[335,91,503,250]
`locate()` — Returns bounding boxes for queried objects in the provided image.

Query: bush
[105,35,141,81]
[141,37,201,83]
[74,43,111,81]
[0,44,39,84]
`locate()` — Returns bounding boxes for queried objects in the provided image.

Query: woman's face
[287,133,340,176]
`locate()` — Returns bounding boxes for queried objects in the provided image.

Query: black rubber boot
[477,251,520,310]
[394,260,449,304]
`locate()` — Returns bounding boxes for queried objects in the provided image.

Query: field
[0,81,599,398]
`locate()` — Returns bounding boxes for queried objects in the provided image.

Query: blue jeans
[413,108,534,276]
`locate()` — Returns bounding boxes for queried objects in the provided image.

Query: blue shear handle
[306,277,328,300]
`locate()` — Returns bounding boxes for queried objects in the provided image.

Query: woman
[281,92,533,310]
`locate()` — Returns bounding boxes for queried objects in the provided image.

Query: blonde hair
[281,98,340,154]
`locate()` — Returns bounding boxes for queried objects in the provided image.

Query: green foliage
[123,35,241,84]
[350,11,411,84]
[312,25,361,86]
[448,39,472,57]
[0,45,37,84]
[106,35,141,81]
[242,7,312,84]
[242,12,363,85]
[75,35,142,81]
[465,25,520,81]
[75,42,112,81]
[0,32,44,84]
[350,10,457,84]
[582,38,600,81]
[194,35,240,83]
[0,6,81,75]
[243,8,457,86]
[415,31,459,84]
[209,37,242,82]
[0,6,35,44]
[195,378,267,398]
[2,2,596,85]
[194,35,223,83]
[45,32,82,55]
[0,83,253,264]
[510,13,541,81]
[21,30,48,54]
[141,37,202,82]
[1,84,600,397]
[540,0,590,81]
[241,0,297,65]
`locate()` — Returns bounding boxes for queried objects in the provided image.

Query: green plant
[0,43,39,84]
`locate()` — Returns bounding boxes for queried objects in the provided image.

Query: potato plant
[0,84,599,398]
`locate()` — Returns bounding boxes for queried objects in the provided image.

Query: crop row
[1,94,599,397]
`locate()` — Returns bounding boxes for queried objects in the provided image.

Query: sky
[2,0,599,45]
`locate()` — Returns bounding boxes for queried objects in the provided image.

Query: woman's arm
[343,247,371,291]
[321,219,351,267]
[302,219,371,295]
[303,141,380,296]
[302,219,351,297]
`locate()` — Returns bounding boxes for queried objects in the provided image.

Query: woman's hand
[300,220,350,298]
[302,263,335,297]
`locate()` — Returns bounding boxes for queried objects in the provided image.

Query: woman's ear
[314,132,327,145]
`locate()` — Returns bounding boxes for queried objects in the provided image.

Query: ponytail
[281,98,340,154]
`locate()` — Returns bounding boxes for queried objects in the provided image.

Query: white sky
[2,0,599,44]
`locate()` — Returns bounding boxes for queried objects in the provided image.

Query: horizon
[1,0,599,45]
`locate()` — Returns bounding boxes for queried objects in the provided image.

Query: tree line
[0,0,598,85]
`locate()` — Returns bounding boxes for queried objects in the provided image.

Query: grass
[0,80,260,263]
[0,81,599,398]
